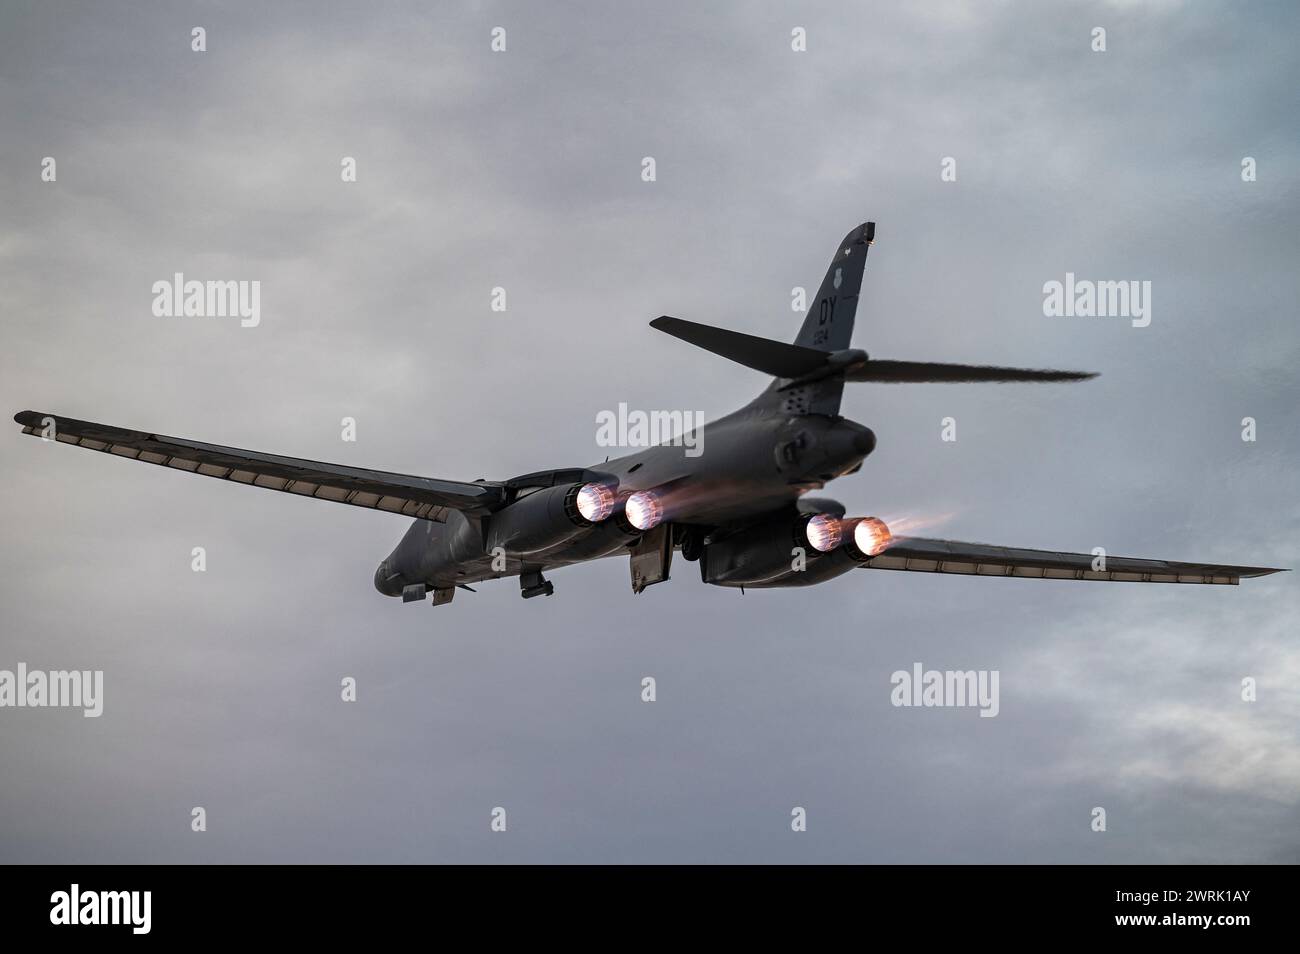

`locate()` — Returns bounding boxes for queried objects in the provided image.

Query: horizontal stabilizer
[650,316,828,378]
[651,317,1096,386]
[845,361,1097,384]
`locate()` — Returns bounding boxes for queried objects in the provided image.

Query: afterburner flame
[575,482,615,523]
[879,511,955,537]
[805,513,843,552]
[625,490,664,530]
[853,516,893,556]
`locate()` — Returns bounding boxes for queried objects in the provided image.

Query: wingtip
[1238,566,1289,579]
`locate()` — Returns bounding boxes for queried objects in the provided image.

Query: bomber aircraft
[14,223,1285,605]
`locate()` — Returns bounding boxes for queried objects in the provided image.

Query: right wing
[14,410,505,521]
[861,537,1285,585]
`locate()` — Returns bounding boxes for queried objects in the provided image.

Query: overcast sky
[2,0,1297,863]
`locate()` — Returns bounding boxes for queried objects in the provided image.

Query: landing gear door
[630,524,673,593]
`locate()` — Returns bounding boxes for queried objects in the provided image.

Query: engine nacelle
[700,513,841,587]
[486,482,611,556]
[701,514,893,588]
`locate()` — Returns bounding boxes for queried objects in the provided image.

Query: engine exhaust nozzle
[848,516,893,558]
[625,489,665,531]
[803,513,843,552]
[573,482,616,523]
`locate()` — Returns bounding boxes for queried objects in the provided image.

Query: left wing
[13,410,505,521]
[861,537,1285,585]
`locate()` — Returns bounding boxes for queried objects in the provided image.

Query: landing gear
[678,526,705,562]
[520,569,554,599]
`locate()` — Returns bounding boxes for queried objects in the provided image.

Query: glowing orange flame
[575,482,616,522]
[852,516,893,556]
[625,490,664,530]
[805,513,843,552]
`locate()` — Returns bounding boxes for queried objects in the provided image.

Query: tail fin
[780,221,874,414]
[795,222,874,352]
[649,221,1096,407]
[648,223,875,418]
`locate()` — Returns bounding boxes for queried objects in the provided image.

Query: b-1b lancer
[14,222,1285,605]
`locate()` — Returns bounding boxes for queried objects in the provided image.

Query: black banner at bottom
[3,864,1288,940]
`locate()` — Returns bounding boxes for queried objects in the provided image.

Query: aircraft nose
[374,561,403,597]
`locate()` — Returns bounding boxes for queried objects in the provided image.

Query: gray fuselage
[374,390,876,594]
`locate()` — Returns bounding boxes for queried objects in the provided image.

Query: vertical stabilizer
[781,221,874,415]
